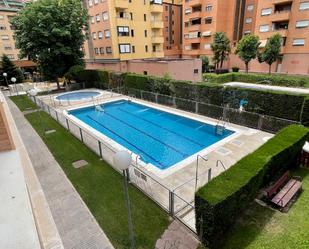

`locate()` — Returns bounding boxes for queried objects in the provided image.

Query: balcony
[272,10,290,21]
[151,20,164,29]
[116,17,130,26]
[150,4,163,13]
[189,0,202,7]
[115,0,129,9]
[151,36,164,43]
[152,51,164,57]
[272,29,288,37]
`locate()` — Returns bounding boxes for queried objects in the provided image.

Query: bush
[215,68,229,74]
[203,72,309,87]
[73,69,109,89]
[64,65,85,82]
[195,125,309,248]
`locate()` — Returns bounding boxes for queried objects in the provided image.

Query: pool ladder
[93,97,104,112]
[215,117,227,135]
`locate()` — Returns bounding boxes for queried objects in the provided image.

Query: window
[131,29,134,37]
[204,43,211,50]
[119,44,131,53]
[205,17,212,24]
[90,16,95,24]
[144,30,147,37]
[194,69,199,74]
[296,20,309,28]
[7,54,14,59]
[132,45,135,53]
[145,45,148,52]
[244,30,251,35]
[0,15,4,20]
[0,26,6,30]
[99,47,104,54]
[299,2,309,10]
[102,12,109,21]
[94,0,99,4]
[151,0,162,4]
[245,18,252,23]
[185,8,191,14]
[92,32,96,39]
[205,5,212,11]
[293,38,305,46]
[184,22,189,27]
[106,47,112,53]
[130,12,133,20]
[118,26,129,36]
[261,8,272,16]
[105,29,110,38]
[184,45,191,50]
[259,24,269,32]
[4,45,12,50]
[247,5,254,11]
[98,31,103,39]
[88,0,93,6]
[96,14,100,22]
[1,35,9,40]
[144,14,147,21]
[143,71,148,75]
[94,48,99,54]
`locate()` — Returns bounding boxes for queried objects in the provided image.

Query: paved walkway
[7,98,114,249]
[155,221,200,249]
[224,82,309,94]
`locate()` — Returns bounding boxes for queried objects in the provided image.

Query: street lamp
[2,72,8,86]
[11,77,17,95]
[113,151,136,249]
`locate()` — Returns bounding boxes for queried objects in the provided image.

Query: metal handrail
[195,154,208,191]
[216,159,226,171]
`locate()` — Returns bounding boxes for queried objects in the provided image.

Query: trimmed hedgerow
[195,125,309,249]
[301,97,309,126]
[203,72,309,87]
[73,69,109,89]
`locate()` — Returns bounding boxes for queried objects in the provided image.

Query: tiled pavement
[7,98,114,249]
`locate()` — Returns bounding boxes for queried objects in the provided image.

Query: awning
[202,31,212,37]
[189,31,199,38]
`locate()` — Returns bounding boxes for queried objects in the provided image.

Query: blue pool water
[56,91,100,101]
[70,100,234,170]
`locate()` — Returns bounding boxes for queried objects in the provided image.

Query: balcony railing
[151,20,164,29]
[115,0,129,9]
[151,36,164,43]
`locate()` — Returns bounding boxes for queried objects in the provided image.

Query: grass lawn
[10,96,170,249]
[10,95,38,111]
[222,168,309,249]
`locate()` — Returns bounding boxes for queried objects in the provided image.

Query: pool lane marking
[86,115,166,168]
[117,108,205,148]
[101,111,189,158]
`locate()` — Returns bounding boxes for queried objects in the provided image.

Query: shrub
[73,69,109,89]
[64,65,84,82]
[215,68,229,74]
[301,97,309,126]
[195,125,309,248]
[203,73,235,83]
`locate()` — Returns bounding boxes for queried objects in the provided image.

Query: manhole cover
[72,160,88,169]
[215,147,232,156]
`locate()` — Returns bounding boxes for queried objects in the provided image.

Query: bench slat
[271,180,302,207]
[266,171,289,198]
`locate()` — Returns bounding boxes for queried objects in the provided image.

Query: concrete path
[224,82,309,94]
[155,220,200,249]
[7,98,114,249]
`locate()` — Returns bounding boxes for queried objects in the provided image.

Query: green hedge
[195,125,309,248]
[73,69,109,89]
[203,73,309,87]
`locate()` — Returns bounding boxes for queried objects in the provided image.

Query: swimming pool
[55,91,101,101]
[69,100,235,170]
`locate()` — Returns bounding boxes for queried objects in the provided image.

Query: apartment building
[0,0,25,61]
[84,0,165,62]
[162,0,182,57]
[253,0,309,73]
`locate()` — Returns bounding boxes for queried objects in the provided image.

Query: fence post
[66,118,70,131]
[79,128,84,143]
[140,90,143,100]
[173,96,176,108]
[208,168,212,182]
[195,101,199,114]
[155,93,158,103]
[258,115,263,130]
[169,191,174,217]
[98,140,103,159]
[47,105,51,115]
[55,112,59,122]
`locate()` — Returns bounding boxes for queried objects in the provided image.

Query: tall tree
[200,56,209,73]
[211,32,231,69]
[235,35,260,73]
[11,0,88,89]
[258,33,282,74]
[0,54,24,85]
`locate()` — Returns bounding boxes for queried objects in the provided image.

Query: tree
[0,54,24,86]
[200,56,209,73]
[211,32,231,69]
[258,33,282,74]
[11,0,88,89]
[235,35,260,73]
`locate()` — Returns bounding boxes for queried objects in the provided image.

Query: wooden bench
[265,171,290,198]
[271,178,302,208]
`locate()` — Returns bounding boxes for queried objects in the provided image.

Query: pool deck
[38,90,273,231]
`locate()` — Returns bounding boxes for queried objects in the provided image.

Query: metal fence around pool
[31,95,197,232]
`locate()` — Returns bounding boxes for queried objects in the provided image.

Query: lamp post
[113,151,136,249]
[11,77,17,95]
[29,89,45,133]
[2,72,8,86]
